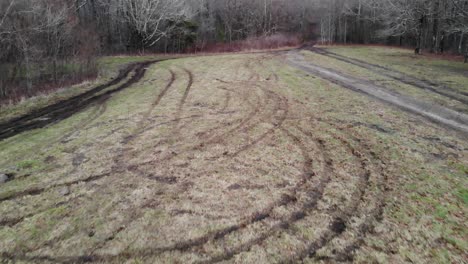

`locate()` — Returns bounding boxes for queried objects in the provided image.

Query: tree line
[1,0,467,102]
[318,0,468,55]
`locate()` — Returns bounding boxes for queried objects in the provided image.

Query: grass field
[0,47,467,263]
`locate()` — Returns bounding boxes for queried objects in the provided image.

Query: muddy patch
[0,59,170,141]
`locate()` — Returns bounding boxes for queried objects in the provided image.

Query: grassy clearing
[0,49,467,263]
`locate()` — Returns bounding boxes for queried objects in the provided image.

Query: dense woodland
[1,0,468,102]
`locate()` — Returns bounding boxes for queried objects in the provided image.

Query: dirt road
[287,50,468,135]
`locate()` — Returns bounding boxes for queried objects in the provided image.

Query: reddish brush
[191,33,302,53]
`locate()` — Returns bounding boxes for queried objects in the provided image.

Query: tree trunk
[465,42,468,63]
[431,0,440,53]
[459,32,465,54]
[24,54,32,95]
[344,17,347,44]
[53,55,58,83]
[416,15,426,54]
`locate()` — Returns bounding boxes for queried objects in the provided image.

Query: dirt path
[304,45,468,106]
[287,51,468,135]
[0,60,165,141]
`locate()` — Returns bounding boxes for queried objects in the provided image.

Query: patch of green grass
[435,205,449,219]
[455,188,468,204]
[16,159,40,170]
[432,248,451,264]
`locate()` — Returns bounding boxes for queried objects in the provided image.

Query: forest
[1,0,468,101]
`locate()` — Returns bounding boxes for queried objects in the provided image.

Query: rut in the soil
[0,61,169,202]
[172,68,194,131]
[118,58,385,262]
[89,68,180,251]
[125,81,264,171]
[9,120,386,264]
[0,60,166,141]
[0,60,170,204]
[124,58,285,175]
[0,54,390,263]
[126,57,385,262]
[0,172,111,203]
[122,69,177,144]
[0,68,181,257]
[204,124,378,264]
[1,57,278,262]
[297,123,388,262]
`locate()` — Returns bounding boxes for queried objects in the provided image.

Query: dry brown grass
[0,51,466,263]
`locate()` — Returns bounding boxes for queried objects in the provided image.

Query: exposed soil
[0,60,165,141]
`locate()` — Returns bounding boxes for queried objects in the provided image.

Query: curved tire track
[0,60,165,141]
[0,53,392,264]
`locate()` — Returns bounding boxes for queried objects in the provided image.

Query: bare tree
[116,0,191,48]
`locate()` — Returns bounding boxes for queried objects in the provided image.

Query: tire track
[0,194,85,227]
[89,94,319,261]
[183,116,382,263]
[0,97,109,171]
[306,46,468,106]
[122,69,177,144]
[125,82,264,172]
[0,172,111,203]
[287,123,387,263]
[194,56,276,151]
[0,60,162,141]
[0,69,180,256]
[195,84,262,143]
[17,114,321,263]
[49,95,110,146]
[0,61,164,204]
[173,68,194,128]
[123,57,277,177]
[110,57,372,261]
[225,89,289,158]
[218,87,232,113]
[195,122,378,263]
[79,69,180,254]
[23,125,331,264]
[287,51,468,135]
[304,121,389,262]
[0,121,370,263]
[0,53,394,264]
[194,127,331,264]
